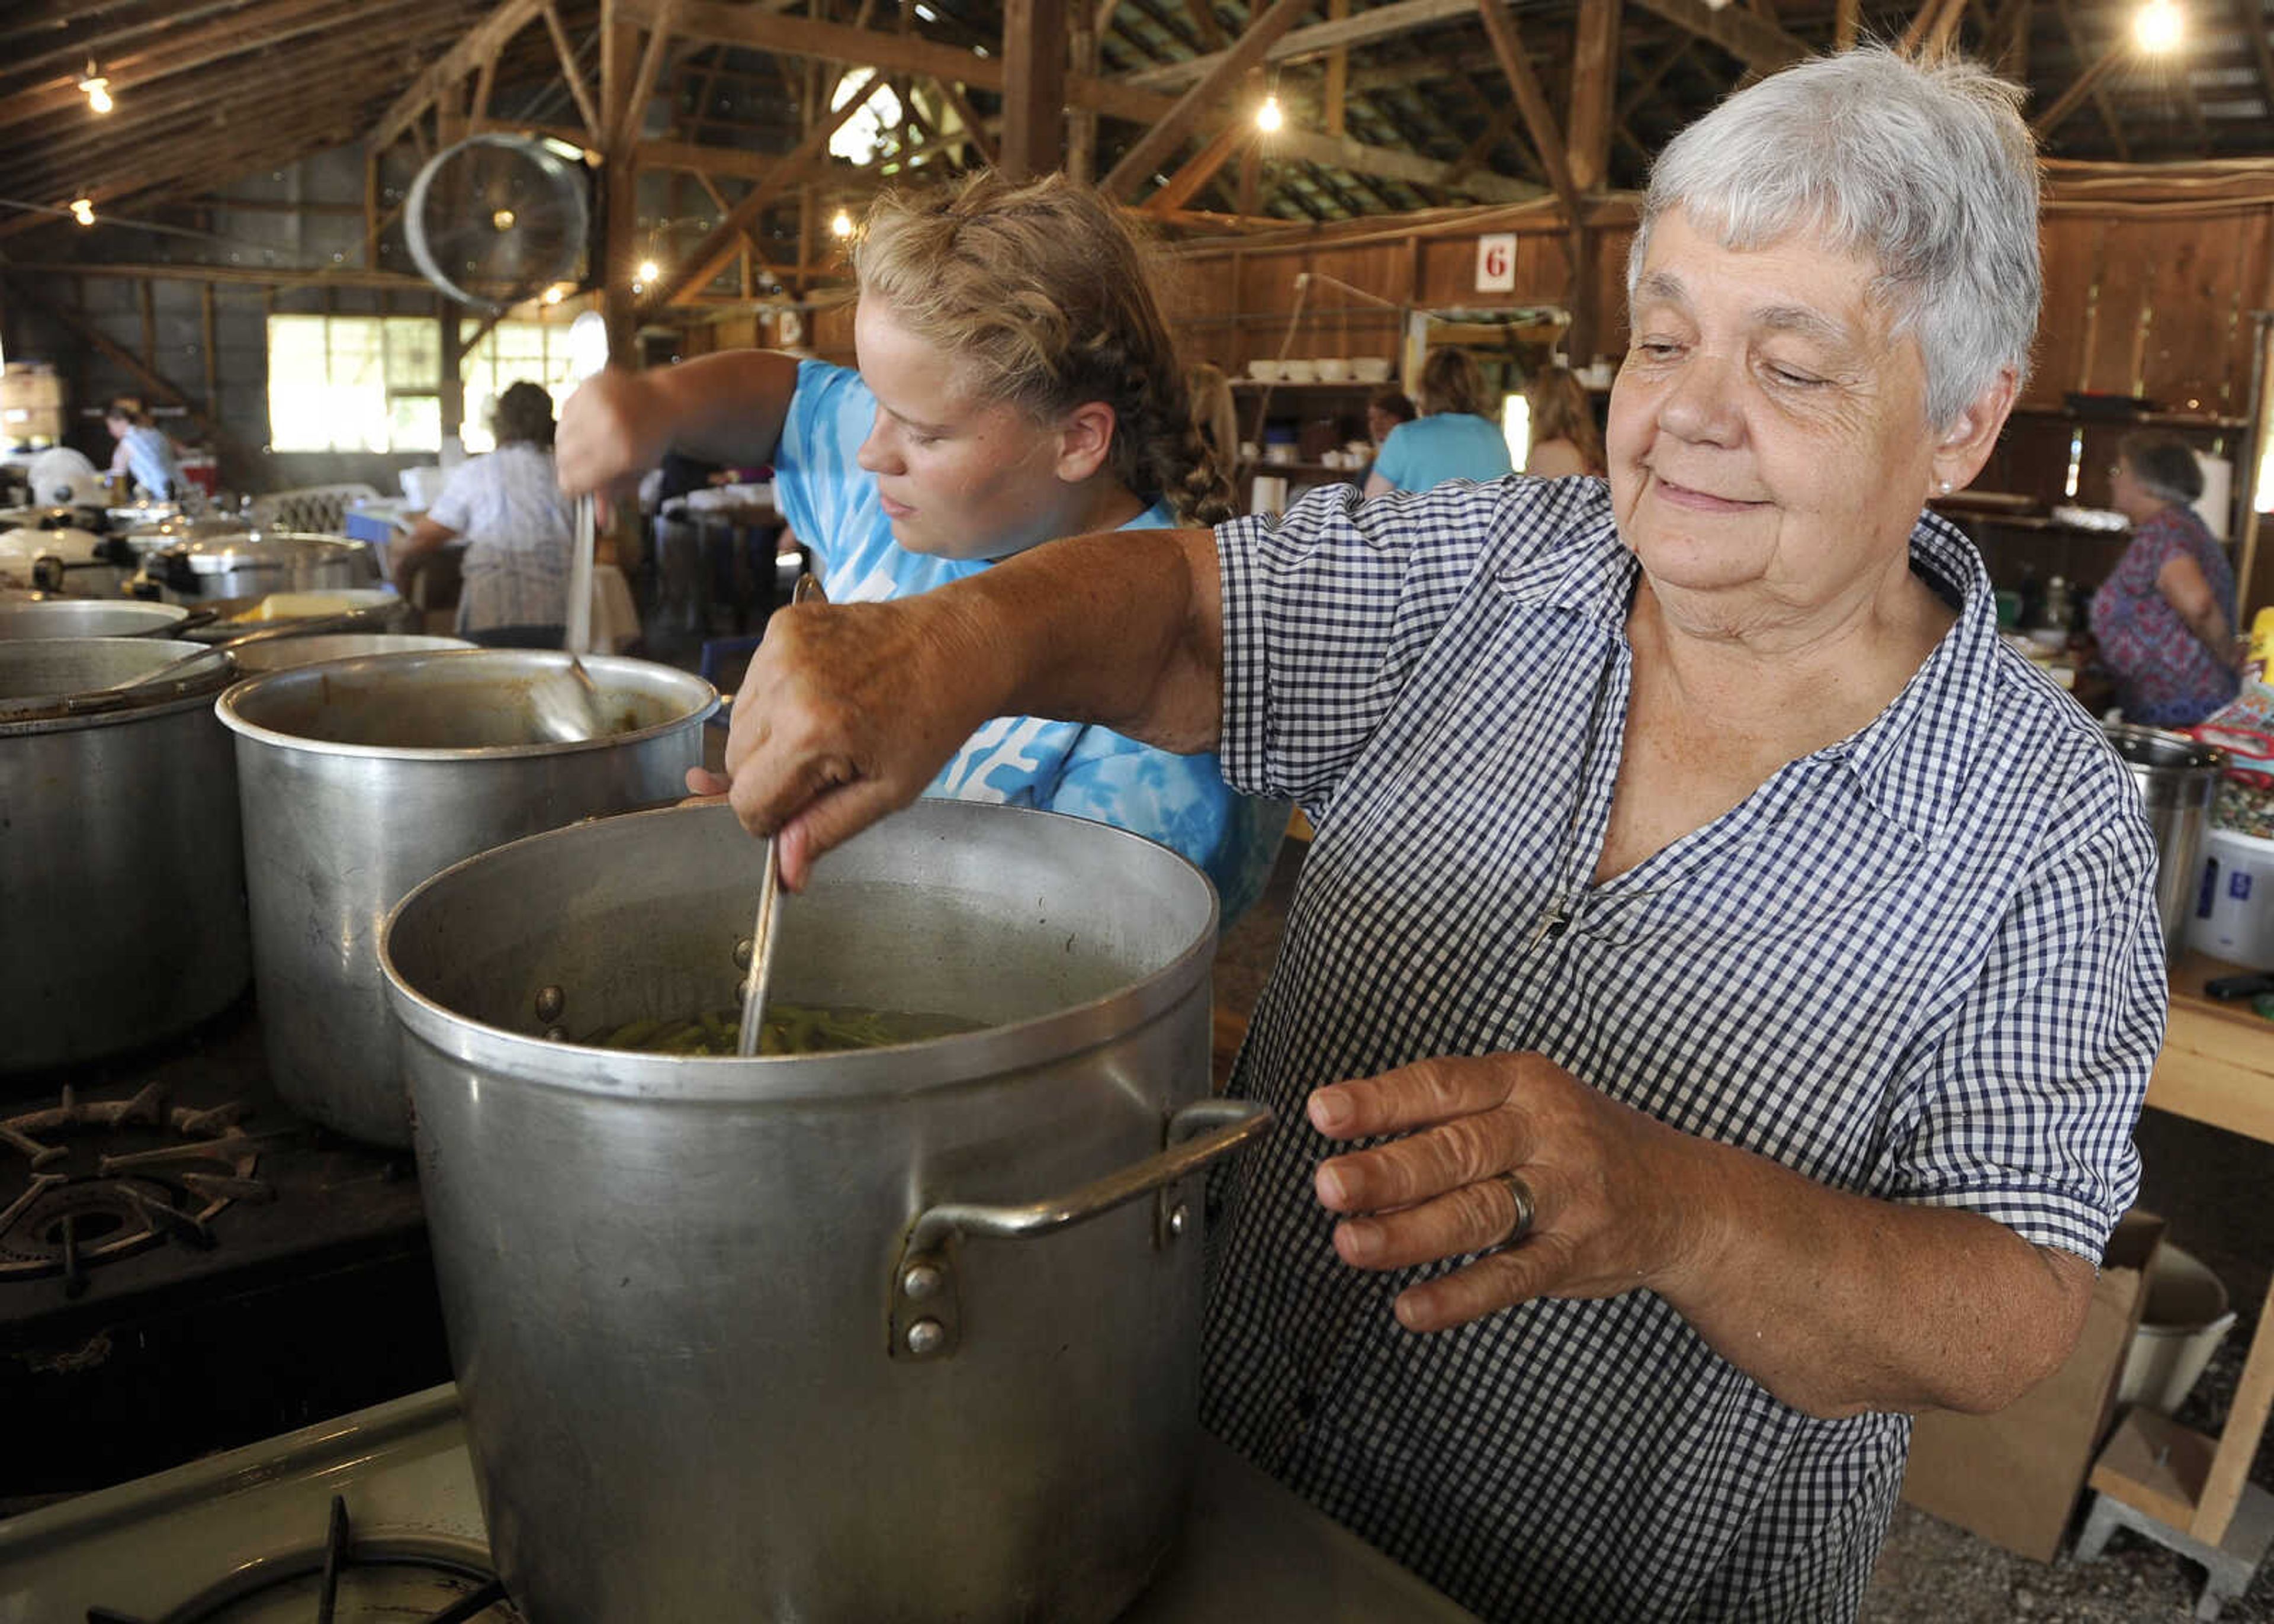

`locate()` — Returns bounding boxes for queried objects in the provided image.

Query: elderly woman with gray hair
[706,50,2162,1622]
[2090,429,2240,725]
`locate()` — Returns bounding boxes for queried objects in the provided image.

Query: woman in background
[391,381,574,648]
[2090,429,2240,725]
[1366,388,1416,452]
[1523,366,1607,479]
[1364,347,1512,494]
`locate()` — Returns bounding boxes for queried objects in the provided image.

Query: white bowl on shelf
[1350,357,1393,383]
[1280,358,1318,383]
[1315,357,1351,382]
[1245,359,1281,382]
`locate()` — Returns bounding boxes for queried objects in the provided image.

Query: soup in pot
[586,1002,985,1056]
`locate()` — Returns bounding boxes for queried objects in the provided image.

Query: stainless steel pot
[226,632,471,674]
[380,800,1260,1624]
[218,649,715,1145]
[0,638,249,1071]
[0,599,191,639]
[2105,722,2226,958]
[0,523,136,598]
[136,531,378,603]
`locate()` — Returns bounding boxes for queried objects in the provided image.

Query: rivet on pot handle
[888,1097,1272,1363]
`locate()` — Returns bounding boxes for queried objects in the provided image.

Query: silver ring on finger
[1495,1170,1536,1249]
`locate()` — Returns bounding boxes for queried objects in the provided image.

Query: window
[266,315,581,455]
[266,316,439,453]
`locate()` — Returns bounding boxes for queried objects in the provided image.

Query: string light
[79,63,113,115]
[542,285,566,305]
[829,208,855,239]
[1255,94,1283,134]
[69,198,95,227]
[2134,0,2183,51]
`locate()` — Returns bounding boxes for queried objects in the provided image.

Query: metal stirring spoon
[736,571,826,1057]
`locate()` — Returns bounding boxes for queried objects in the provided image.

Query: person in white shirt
[392,382,573,647]
[104,400,181,500]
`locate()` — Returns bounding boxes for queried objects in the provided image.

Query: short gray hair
[2119,430,2205,505]
[1628,48,2040,429]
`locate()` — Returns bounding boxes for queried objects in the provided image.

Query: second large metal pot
[380,800,1258,1624]
[0,638,249,1071]
[2105,722,2225,959]
[217,649,715,1144]
[136,530,377,604]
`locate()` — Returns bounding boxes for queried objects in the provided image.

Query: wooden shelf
[1232,378,1390,390]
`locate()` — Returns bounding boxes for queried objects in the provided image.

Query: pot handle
[888,1097,1272,1363]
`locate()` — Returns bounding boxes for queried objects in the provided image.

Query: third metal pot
[136,531,377,604]
[217,649,715,1145]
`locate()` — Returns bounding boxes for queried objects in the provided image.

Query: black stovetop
[0,998,452,1501]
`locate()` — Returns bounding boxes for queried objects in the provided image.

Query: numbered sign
[1476,233,1516,292]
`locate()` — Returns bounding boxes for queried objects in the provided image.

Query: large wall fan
[404,134,590,311]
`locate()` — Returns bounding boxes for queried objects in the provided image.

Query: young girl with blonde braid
[558,171,1285,921]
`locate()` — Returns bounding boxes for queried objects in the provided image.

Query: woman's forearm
[1651,1136,2093,1417]
[946,525,1227,754]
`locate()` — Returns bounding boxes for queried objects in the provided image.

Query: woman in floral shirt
[2089,430,2240,725]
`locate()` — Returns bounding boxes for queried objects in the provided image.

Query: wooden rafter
[933,78,998,168]
[1120,0,1476,91]
[1001,0,1069,179]
[1568,0,1620,192]
[1103,0,1329,199]
[1624,0,1807,75]
[372,0,547,150]
[1475,0,1577,213]
[2037,1,2128,148]
[1897,0,1967,54]
[2237,0,2274,123]
[539,0,606,140]
[1142,118,1251,213]
[640,74,872,310]
[613,0,682,153]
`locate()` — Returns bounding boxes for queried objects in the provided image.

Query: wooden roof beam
[1143,119,1252,213]
[1104,0,1322,201]
[1625,0,1807,74]
[540,0,607,140]
[2031,17,2129,142]
[372,0,548,149]
[641,75,872,310]
[1120,0,1475,89]
[1476,0,1578,213]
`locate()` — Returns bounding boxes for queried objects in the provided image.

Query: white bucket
[2118,1242,2236,1414]
[2188,825,2274,970]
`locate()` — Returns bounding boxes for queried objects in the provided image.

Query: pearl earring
[1938,480,1952,494]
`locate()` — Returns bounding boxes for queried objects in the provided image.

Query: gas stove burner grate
[0,1080,267,1297]
[86,1494,520,1623]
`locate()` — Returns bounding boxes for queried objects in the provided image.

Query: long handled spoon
[735,571,826,1057]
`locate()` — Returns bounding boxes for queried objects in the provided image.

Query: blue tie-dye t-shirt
[772,359,1286,922]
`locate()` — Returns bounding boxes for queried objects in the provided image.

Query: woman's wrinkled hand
[555,368,667,513]
[715,594,1004,889]
[1308,1053,1718,1333]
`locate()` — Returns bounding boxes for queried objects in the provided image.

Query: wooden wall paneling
[2232,213,2274,418]
[2133,220,2230,414]
[2032,215,2102,405]
[2084,218,2154,397]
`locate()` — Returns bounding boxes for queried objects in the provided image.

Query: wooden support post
[200,282,219,420]
[1325,0,1349,140]
[1001,0,1068,180]
[615,0,682,154]
[139,278,156,373]
[441,305,464,446]
[1067,24,1099,181]
[1568,0,1618,194]
[1475,0,1578,215]
[1835,0,1860,47]
[600,1,641,364]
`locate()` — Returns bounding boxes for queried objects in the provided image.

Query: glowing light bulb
[543,285,565,305]
[636,259,659,283]
[2135,0,2183,52]
[830,208,855,239]
[1255,95,1283,134]
[492,208,516,231]
[79,72,112,114]
[69,198,94,227]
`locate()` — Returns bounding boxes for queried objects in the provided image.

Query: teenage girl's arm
[556,352,804,504]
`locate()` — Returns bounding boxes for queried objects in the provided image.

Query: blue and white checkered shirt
[1202,475,2165,1622]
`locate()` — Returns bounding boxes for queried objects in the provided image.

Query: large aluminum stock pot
[218,649,714,1146]
[380,800,1267,1624]
[0,638,249,1070]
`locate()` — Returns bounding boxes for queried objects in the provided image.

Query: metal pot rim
[0,636,235,734]
[215,648,719,761]
[380,802,1220,1105]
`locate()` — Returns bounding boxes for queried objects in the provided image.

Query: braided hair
[852,172,1238,528]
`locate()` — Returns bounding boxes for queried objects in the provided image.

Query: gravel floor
[1214,837,2274,1622]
